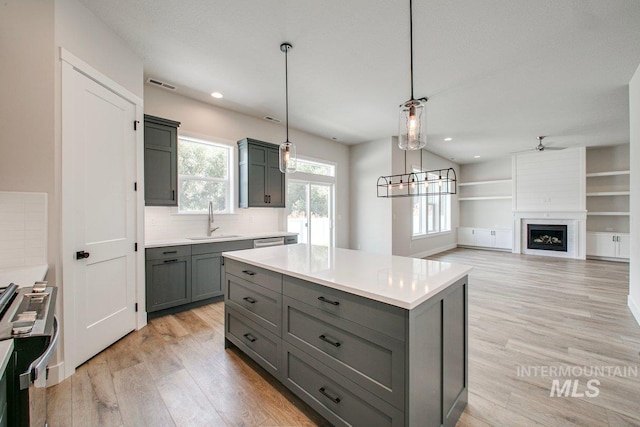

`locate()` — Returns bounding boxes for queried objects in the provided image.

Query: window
[412,171,451,237]
[296,158,335,177]
[177,136,232,213]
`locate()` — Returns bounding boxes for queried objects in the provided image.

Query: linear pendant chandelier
[398,0,428,150]
[377,150,457,198]
[279,42,297,173]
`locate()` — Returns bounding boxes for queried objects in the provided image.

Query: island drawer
[225,259,282,293]
[146,245,191,260]
[283,276,406,341]
[283,342,404,427]
[226,274,282,336]
[284,296,405,409]
[225,306,281,378]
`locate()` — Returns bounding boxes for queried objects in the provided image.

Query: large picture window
[412,171,451,237]
[177,136,232,213]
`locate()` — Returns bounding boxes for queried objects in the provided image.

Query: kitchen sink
[187,235,241,240]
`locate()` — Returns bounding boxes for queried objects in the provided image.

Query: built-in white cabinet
[586,232,629,260]
[457,227,512,250]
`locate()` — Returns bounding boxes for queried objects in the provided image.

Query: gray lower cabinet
[146,239,255,314]
[145,256,191,312]
[191,253,223,301]
[223,259,469,427]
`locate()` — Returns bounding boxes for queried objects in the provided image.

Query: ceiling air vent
[146,77,177,91]
[264,116,281,123]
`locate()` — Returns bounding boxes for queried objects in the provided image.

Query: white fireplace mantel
[513,211,587,259]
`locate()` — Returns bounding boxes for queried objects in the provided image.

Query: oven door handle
[19,315,59,390]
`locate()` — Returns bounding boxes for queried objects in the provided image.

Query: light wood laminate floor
[47,248,640,426]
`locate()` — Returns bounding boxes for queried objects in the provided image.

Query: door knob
[75,251,90,260]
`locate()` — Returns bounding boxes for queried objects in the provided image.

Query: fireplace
[527,224,568,252]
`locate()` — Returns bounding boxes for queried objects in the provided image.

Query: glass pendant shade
[279,141,297,173]
[398,98,427,150]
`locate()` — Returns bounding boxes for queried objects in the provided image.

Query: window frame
[411,168,452,239]
[175,135,235,215]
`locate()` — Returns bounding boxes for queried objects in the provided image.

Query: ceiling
[79,0,640,164]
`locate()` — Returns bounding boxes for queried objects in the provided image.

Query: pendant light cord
[285,46,290,142]
[409,0,414,100]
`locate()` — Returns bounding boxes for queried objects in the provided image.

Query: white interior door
[63,64,137,368]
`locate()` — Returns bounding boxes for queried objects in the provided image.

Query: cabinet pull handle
[172,190,175,201]
[264,195,267,204]
[242,270,256,276]
[243,333,257,343]
[268,195,271,203]
[319,334,341,347]
[162,251,178,255]
[317,296,340,306]
[318,387,341,404]
[613,236,616,242]
[163,259,178,263]
[243,296,257,304]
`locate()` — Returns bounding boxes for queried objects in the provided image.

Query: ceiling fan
[512,136,565,154]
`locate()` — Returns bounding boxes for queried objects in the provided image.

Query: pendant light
[398,0,428,150]
[279,42,297,173]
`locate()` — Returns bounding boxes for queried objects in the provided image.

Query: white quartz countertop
[0,264,48,288]
[145,232,298,248]
[222,244,472,310]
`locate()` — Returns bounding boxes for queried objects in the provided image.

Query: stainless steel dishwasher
[253,237,285,248]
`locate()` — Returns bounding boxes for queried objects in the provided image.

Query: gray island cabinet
[223,244,471,427]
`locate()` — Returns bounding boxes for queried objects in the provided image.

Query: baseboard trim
[628,295,640,327]
[457,245,511,252]
[412,243,457,259]
[46,361,65,386]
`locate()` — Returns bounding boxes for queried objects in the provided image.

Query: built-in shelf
[586,191,630,197]
[459,196,512,201]
[586,170,630,177]
[458,179,512,187]
[587,212,630,216]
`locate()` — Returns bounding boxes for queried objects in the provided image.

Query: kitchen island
[222,244,472,427]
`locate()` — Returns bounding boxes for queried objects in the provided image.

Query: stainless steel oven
[0,282,58,427]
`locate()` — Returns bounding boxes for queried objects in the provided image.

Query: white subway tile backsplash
[145,206,284,241]
[0,192,47,267]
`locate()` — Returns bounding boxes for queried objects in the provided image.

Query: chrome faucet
[207,201,220,236]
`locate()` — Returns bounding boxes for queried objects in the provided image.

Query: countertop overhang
[146,232,298,248]
[0,264,48,288]
[223,244,472,310]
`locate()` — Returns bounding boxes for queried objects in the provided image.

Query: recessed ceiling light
[474,155,481,158]
[211,92,223,99]
[444,137,453,142]
[331,137,338,141]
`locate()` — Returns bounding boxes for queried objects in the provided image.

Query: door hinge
[134,182,137,191]
[135,303,138,312]
[134,120,140,130]
[135,242,138,252]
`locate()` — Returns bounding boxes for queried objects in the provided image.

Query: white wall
[0,0,55,276]
[391,140,460,257]
[55,0,144,98]
[349,139,392,254]
[629,63,640,325]
[144,86,351,248]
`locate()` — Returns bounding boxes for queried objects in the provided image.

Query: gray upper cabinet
[144,114,180,206]
[238,138,285,208]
